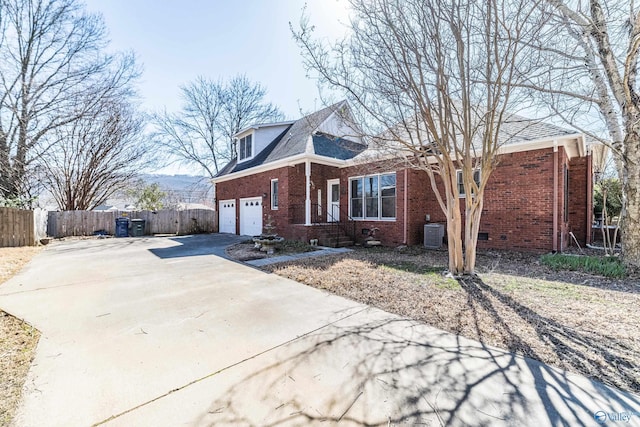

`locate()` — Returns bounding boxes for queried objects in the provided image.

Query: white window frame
[457,169,481,198]
[348,172,396,221]
[271,179,279,210]
[238,133,253,162]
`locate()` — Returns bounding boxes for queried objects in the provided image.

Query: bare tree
[294,0,547,275]
[0,0,138,202]
[39,98,150,210]
[522,0,640,270]
[152,74,284,177]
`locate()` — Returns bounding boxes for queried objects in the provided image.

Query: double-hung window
[457,169,481,198]
[349,173,396,220]
[238,134,253,161]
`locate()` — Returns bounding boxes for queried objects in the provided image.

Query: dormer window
[239,134,253,161]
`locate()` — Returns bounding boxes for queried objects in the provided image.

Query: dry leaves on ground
[263,247,640,395]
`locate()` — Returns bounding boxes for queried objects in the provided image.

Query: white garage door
[219,199,236,234]
[240,197,263,236]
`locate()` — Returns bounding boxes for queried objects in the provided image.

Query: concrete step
[319,236,355,248]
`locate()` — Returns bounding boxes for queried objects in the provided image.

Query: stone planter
[252,235,285,255]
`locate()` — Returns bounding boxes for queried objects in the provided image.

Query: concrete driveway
[0,234,638,426]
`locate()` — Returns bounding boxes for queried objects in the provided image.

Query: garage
[218,199,236,234]
[239,197,263,236]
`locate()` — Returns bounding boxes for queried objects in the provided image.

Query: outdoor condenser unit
[424,224,444,249]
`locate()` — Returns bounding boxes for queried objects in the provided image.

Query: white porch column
[305,160,311,225]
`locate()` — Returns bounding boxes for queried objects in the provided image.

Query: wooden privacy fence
[1,207,35,247]
[47,209,218,238]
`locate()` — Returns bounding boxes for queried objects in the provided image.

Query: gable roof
[215,102,366,178]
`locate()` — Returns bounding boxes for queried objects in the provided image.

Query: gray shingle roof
[262,102,344,163]
[353,112,579,162]
[498,114,576,145]
[215,102,365,177]
[312,133,366,160]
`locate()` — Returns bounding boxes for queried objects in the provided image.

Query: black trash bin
[115,217,129,237]
[130,219,146,237]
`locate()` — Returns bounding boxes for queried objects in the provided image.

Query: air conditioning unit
[424,224,444,249]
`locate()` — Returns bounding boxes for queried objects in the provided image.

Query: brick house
[212,102,600,252]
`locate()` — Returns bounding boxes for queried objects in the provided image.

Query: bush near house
[540,253,626,278]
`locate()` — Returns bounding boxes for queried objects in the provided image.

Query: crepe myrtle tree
[152,75,284,177]
[521,0,640,270]
[294,0,548,275]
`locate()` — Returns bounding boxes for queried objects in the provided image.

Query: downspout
[553,141,558,252]
[403,168,408,245]
[586,145,593,245]
[305,160,311,226]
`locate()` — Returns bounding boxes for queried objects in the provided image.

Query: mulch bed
[225,240,318,261]
[262,246,640,395]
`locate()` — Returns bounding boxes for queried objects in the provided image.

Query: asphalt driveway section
[1,234,638,426]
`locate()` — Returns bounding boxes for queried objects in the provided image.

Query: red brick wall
[340,160,408,246]
[340,148,580,252]
[472,148,556,251]
[216,166,290,235]
[217,148,591,252]
[216,162,341,238]
[567,155,591,246]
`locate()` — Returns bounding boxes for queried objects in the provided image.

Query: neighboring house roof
[176,202,215,210]
[93,205,119,212]
[215,102,366,178]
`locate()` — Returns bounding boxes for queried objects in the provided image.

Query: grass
[263,247,640,394]
[278,240,318,254]
[540,253,626,278]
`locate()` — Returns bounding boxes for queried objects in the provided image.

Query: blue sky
[83,0,350,119]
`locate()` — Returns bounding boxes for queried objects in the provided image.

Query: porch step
[318,235,354,248]
[306,222,356,248]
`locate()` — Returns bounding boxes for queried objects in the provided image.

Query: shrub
[540,254,626,278]
[593,178,622,218]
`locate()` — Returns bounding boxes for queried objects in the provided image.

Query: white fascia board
[343,133,587,168]
[233,120,296,138]
[496,134,584,157]
[211,154,346,184]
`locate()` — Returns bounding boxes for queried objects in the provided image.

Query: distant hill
[138,174,214,208]
[36,174,214,210]
[141,174,210,192]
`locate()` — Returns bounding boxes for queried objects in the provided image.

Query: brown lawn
[261,247,640,395]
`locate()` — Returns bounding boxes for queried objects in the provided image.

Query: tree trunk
[446,195,464,275]
[621,118,640,271]
[464,197,484,274]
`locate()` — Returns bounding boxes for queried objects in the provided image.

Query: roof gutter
[553,140,559,253]
[211,154,347,184]
[346,133,589,167]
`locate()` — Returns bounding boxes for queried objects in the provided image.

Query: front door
[327,179,340,222]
